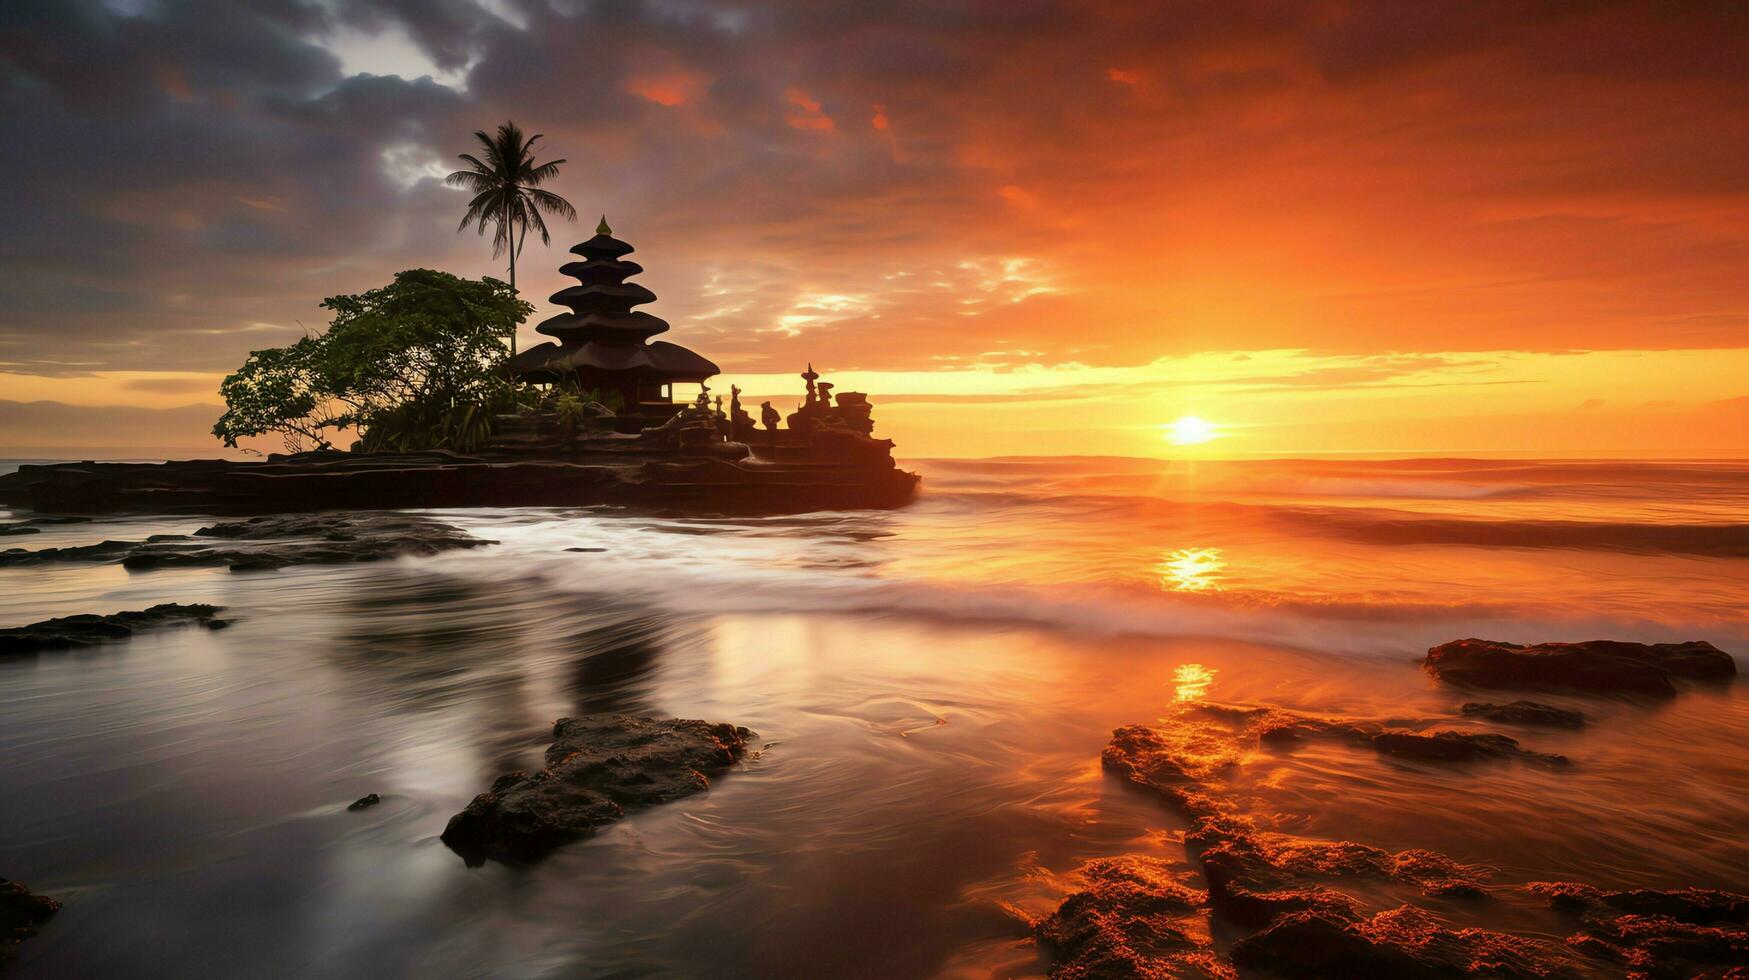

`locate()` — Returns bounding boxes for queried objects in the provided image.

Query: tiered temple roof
[506,219,719,391]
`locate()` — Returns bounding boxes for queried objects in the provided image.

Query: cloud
[0,0,1746,393]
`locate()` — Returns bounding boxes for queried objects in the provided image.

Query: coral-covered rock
[1424,638,1736,698]
[441,715,754,865]
[0,603,227,656]
[1034,856,1234,979]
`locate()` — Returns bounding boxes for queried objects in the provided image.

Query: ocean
[2,456,1745,976]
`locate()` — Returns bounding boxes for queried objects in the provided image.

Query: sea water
[2,457,1745,976]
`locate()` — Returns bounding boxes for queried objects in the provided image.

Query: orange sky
[1,1,1745,458]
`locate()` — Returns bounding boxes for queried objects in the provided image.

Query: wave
[1273,509,1749,557]
[503,545,1746,660]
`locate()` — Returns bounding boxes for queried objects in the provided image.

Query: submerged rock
[1425,638,1737,698]
[1461,701,1585,729]
[1230,905,1579,978]
[1529,881,1749,977]
[0,516,89,536]
[442,715,754,865]
[347,794,381,811]
[0,603,227,656]
[1371,730,1568,767]
[1034,856,1233,979]
[0,878,59,963]
[1073,704,1711,978]
[0,513,491,572]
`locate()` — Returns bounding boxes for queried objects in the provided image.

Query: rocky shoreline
[0,449,920,517]
[1035,636,1745,977]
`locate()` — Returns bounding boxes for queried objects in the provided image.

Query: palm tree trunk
[505,200,518,357]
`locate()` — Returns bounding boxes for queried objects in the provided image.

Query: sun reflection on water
[1158,547,1226,592]
[1172,663,1216,702]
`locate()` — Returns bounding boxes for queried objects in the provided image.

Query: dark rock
[441,715,754,865]
[0,516,89,536]
[1529,881,1749,977]
[1,603,226,656]
[1461,701,1585,728]
[1084,706,1733,979]
[1371,730,1568,767]
[0,513,492,572]
[1034,856,1235,979]
[0,878,59,963]
[0,450,919,517]
[1230,905,1579,978]
[347,793,382,811]
[564,546,607,553]
[1425,638,1737,698]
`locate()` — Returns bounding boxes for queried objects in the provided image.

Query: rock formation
[1,603,227,655]
[1425,638,1737,697]
[0,879,58,963]
[0,513,491,571]
[441,715,755,865]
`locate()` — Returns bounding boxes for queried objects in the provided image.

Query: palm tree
[447,121,577,355]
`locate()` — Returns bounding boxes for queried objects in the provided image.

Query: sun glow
[1164,415,1219,446]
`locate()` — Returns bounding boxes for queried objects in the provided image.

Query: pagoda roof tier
[548,281,657,313]
[569,232,635,260]
[558,258,644,283]
[508,340,719,382]
[535,310,670,341]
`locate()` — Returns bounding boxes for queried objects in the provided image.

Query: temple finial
[597,215,612,235]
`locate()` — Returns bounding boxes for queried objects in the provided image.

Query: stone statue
[815,381,835,408]
[761,401,780,433]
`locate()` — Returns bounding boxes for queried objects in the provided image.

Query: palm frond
[528,188,577,222]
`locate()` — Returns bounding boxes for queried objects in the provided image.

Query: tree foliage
[213,270,534,453]
[446,120,576,354]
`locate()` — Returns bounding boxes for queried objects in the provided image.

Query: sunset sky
[2,0,1746,458]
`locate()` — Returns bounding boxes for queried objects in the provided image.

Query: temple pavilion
[505,219,718,416]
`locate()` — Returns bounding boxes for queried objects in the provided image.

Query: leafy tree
[213,337,344,452]
[446,121,576,354]
[213,270,533,453]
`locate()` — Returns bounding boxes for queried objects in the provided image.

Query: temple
[493,222,905,473]
[505,218,719,421]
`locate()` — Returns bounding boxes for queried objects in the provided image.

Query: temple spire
[597,215,612,235]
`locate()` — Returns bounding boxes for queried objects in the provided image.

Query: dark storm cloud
[1,0,1746,378]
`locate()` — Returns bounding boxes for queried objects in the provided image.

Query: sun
[1164,415,1220,446]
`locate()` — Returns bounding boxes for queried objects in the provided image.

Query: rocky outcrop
[0,450,919,517]
[0,513,491,572]
[1529,881,1749,978]
[347,794,381,812]
[1035,856,1234,979]
[1041,695,1733,978]
[0,603,227,656]
[1370,730,1568,767]
[1425,638,1737,698]
[1461,701,1585,729]
[441,715,754,865]
[0,879,59,963]
[1229,905,1578,978]
[0,516,91,536]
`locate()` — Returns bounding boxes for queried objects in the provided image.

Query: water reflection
[1158,547,1226,592]
[1172,663,1216,702]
